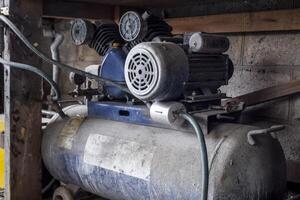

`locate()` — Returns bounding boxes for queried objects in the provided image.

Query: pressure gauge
[71,19,95,45]
[119,11,147,42]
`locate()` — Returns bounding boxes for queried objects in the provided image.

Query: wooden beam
[166,9,300,34]
[114,6,121,23]
[3,0,44,199]
[52,0,205,8]
[224,79,300,107]
[163,0,297,19]
[43,0,115,19]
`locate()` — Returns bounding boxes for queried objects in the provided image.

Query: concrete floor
[0,192,299,199]
[0,184,299,199]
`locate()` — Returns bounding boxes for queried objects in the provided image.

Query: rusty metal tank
[42,105,286,200]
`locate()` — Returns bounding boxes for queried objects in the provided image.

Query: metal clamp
[0,7,9,16]
[247,125,285,145]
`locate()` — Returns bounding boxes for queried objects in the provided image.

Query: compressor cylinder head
[124,42,189,101]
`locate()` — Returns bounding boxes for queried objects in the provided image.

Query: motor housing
[124,42,233,101]
[125,42,189,101]
[99,47,127,99]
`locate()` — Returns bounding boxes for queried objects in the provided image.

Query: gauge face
[119,11,144,42]
[71,19,94,45]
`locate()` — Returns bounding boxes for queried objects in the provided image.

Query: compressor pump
[69,11,233,108]
[41,11,286,200]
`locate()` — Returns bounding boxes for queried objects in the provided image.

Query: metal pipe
[50,33,64,96]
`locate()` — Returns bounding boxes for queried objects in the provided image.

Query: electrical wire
[0,15,130,94]
[0,57,61,101]
[179,112,209,200]
[0,57,68,118]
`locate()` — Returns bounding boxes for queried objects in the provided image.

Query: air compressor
[42,11,286,200]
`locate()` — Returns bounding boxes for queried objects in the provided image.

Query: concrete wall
[55,21,101,98]
[55,20,300,179]
[224,33,300,121]
[223,32,300,168]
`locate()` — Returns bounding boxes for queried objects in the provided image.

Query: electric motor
[124,42,233,101]
[186,53,233,93]
[124,42,189,101]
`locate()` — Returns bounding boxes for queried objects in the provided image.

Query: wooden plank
[224,79,300,107]
[3,0,44,199]
[55,0,203,7]
[43,0,115,19]
[166,9,300,34]
[114,6,120,23]
[163,0,296,19]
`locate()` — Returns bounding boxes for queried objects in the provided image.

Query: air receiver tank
[42,106,286,200]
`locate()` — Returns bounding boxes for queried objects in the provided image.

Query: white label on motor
[84,134,155,181]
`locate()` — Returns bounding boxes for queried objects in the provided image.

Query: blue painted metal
[88,101,156,126]
[42,115,287,200]
[99,47,127,99]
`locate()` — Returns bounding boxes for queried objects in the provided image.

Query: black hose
[42,178,56,194]
[0,57,67,118]
[179,112,209,200]
[0,15,130,94]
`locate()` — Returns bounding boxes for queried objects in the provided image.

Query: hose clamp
[0,7,9,16]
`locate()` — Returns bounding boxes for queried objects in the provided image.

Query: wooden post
[3,0,43,199]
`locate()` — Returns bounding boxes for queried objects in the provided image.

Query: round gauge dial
[71,19,94,45]
[119,11,146,42]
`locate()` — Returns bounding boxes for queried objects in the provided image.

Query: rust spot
[141,159,145,167]
[257,69,266,74]
[12,113,20,122]
[220,173,227,183]
[258,36,266,43]
[11,143,21,157]
[18,127,27,141]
